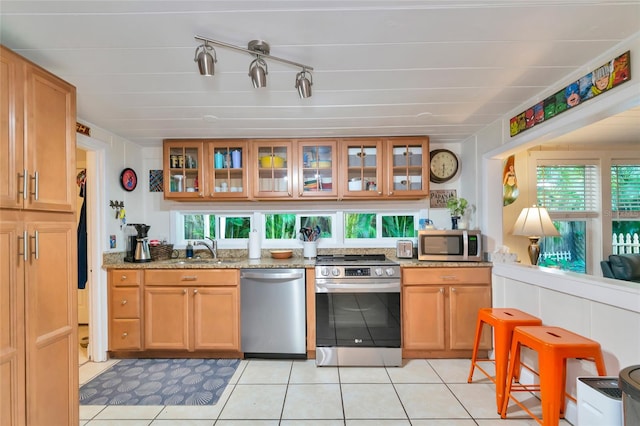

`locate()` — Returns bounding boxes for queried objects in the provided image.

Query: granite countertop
[103,255,491,270]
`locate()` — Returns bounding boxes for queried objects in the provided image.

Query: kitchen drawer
[110,269,141,286]
[109,319,142,350]
[403,267,490,285]
[110,287,140,318]
[145,269,239,286]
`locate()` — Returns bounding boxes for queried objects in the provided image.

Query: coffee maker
[125,223,151,262]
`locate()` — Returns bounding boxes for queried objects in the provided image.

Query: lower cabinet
[108,270,142,351]
[402,267,492,358]
[144,269,240,352]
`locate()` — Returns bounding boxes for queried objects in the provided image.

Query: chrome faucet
[195,236,217,259]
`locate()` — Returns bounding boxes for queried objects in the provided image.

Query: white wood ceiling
[1,1,639,147]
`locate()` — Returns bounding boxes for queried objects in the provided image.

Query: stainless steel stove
[315,254,402,367]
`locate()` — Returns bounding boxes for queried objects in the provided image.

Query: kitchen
[2,2,640,425]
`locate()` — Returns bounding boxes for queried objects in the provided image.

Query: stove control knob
[385,268,396,276]
[374,268,383,276]
[321,267,330,277]
[332,268,341,277]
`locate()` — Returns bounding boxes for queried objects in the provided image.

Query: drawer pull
[120,275,127,281]
[181,276,198,281]
[122,332,128,338]
[121,299,128,305]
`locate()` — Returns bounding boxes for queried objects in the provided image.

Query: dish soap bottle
[186,241,193,258]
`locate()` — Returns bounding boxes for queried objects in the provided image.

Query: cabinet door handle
[183,289,187,294]
[30,171,39,200]
[18,169,27,200]
[439,287,444,293]
[193,289,198,294]
[18,230,28,261]
[122,332,128,338]
[451,287,456,292]
[30,230,39,260]
[121,299,128,305]
[181,276,197,281]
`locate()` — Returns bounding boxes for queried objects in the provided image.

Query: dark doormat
[79,358,241,406]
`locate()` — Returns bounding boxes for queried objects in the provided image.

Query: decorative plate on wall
[120,168,137,191]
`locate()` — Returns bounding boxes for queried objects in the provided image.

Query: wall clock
[120,168,138,192]
[429,149,459,183]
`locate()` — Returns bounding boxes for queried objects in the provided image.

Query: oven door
[315,281,401,349]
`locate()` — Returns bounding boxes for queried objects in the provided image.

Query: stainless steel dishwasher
[240,269,307,358]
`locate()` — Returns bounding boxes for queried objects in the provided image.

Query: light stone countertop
[102,253,491,270]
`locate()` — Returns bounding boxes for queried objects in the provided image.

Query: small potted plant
[446,196,468,229]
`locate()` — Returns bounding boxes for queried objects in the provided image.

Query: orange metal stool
[501,326,607,425]
[467,308,542,412]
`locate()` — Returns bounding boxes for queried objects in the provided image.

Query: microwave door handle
[463,230,468,257]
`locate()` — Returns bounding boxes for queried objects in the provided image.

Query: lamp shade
[249,57,268,88]
[194,43,216,76]
[511,205,560,237]
[295,70,313,98]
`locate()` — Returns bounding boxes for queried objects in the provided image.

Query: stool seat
[501,326,607,425]
[467,308,542,412]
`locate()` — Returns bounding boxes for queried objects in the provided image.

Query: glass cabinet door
[298,139,338,198]
[163,140,204,199]
[386,137,429,197]
[341,138,384,197]
[252,140,293,198]
[206,140,249,198]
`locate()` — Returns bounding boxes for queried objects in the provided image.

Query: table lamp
[511,205,560,265]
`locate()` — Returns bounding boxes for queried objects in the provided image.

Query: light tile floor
[79,358,572,425]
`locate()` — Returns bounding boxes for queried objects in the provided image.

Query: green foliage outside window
[539,221,586,273]
[382,215,416,237]
[345,213,376,238]
[265,214,296,239]
[184,214,205,240]
[221,217,250,239]
[301,216,332,238]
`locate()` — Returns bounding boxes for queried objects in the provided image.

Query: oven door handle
[241,271,304,281]
[315,282,400,293]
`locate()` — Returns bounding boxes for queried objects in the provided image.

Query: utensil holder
[303,241,317,259]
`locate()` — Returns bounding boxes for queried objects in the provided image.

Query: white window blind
[536,164,598,212]
[611,164,640,217]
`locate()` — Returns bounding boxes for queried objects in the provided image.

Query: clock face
[430,149,459,183]
[120,168,137,191]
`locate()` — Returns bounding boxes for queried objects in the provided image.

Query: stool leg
[493,323,512,413]
[538,353,565,426]
[500,338,520,419]
[467,316,484,383]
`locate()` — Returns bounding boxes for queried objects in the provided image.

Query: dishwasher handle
[241,270,304,281]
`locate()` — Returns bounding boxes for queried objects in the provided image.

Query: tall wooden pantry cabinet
[1,45,78,426]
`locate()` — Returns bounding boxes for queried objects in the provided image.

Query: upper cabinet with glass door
[163,140,204,200]
[340,138,384,198]
[385,136,429,198]
[252,140,294,199]
[297,139,338,198]
[205,140,249,199]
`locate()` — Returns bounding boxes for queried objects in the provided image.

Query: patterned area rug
[79,358,240,406]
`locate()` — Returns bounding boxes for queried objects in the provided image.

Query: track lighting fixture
[194,35,314,97]
[249,57,268,88]
[194,42,216,76]
[295,69,313,98]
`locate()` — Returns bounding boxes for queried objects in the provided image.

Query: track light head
[295,69,313,98]
[249,57,268,88]
[194,43,216,76]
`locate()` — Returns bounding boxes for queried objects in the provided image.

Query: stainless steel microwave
[417,229,482,261]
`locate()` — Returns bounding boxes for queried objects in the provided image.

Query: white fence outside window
[613,233,640,254]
